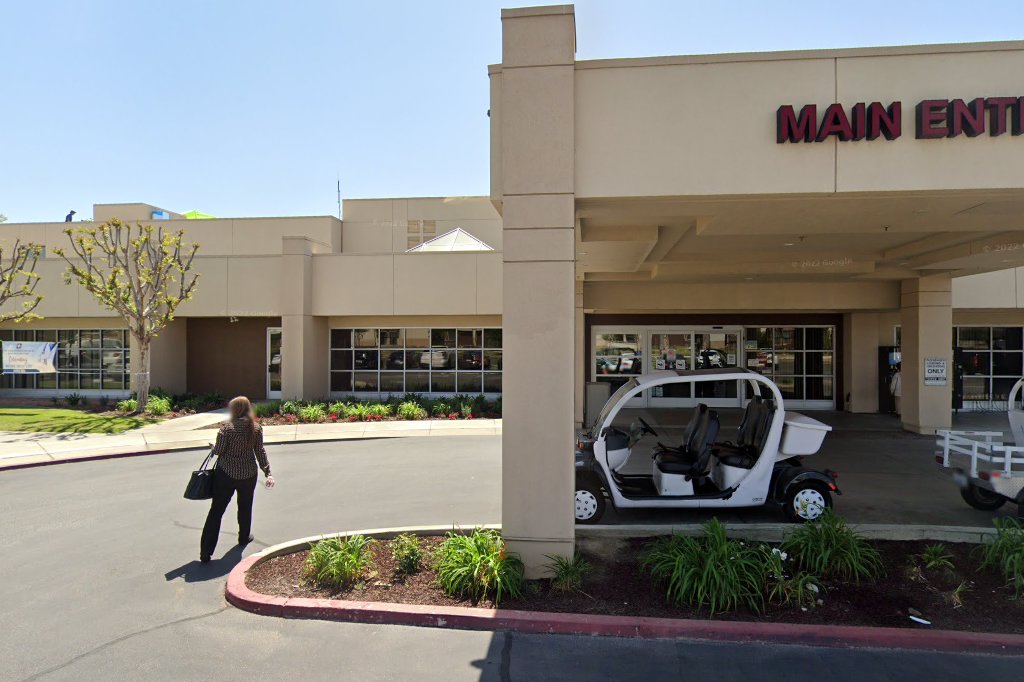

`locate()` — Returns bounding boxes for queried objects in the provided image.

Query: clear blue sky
[2,0,1022,222]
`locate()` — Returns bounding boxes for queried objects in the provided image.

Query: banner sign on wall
[2,341,58,374]
[924,358,948,387]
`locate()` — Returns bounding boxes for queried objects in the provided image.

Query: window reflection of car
[696,349,727,368]
[419,350,453,369]
[384,352,405,370]
[355,350,377,370]
[460,351,482,370]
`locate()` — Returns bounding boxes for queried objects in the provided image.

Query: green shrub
[546,551,591,593]
[397,401,427,421]
[431,401,452,417]
[116,398,138,413]
[640,520,765,614]
[177,396,203,413]
[305,535,375,589]
[367,403,391,419]
[459,402,474,419]
[145,394,172,416]
[921,543,955,571]
[434,528,525,605]
[280,400,301,416]
[297,403,327,423]
[254,400,281,418]
[978,517,1024,596]
[200,391,225,408]
[763,546,821,608]
[327,401,348,417]
[345,403,371,420]
[493,398,502,416]
[782,509,883,583]
[392,533,424,575]
[65,392,84,407]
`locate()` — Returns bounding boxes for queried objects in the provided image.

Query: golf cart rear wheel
[784,481,832,522]
[574,479,605,525]
[960,483,1006,511]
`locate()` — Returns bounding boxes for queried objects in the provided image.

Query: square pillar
[497,5,577,577]
[900,275,953,434]
[280,236,329,401]
[842,313,879,413]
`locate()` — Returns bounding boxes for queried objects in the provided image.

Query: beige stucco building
[2,2,1024,572]
[488,5,1024,570]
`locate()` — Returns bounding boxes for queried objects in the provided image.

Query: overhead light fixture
[744,276,754,281]
[783,242,794,247]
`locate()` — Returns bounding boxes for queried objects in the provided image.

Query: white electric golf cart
[574,369,839,524]
[935,377,1024,516]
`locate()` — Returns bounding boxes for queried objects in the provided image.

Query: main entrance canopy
[490,4,1024,574]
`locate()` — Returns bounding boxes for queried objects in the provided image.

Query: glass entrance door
[647,329,742,408]
[693,331,741,407]
[267,328,282,399]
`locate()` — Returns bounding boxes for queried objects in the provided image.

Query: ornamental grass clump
[305,535,375,589]
[397,401,428,421]
[391,533,424,575]
[546,551,591,594]
[116,398,137,413]
[640,519,765,614]
[977,517,1024,596]
[781,509,883,583]
[434,528,525,605]
[762,546,821,609]
[254,400,281,418]
[920,543,955,571]
[144,394,172,416]
[297,403,327,423]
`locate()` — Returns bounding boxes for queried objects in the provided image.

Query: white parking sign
[924,358,947,386]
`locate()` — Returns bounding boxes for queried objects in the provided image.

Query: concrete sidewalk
[0,417,502,470]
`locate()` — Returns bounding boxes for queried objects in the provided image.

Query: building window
[406,220,437,249]
[330,327,501,397]
[956,326,1024,404]
[0,328,129,391]
[744,327,834,402]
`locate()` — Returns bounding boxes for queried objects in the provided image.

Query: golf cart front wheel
[784,481,832,522]
[960,483,1006,511]
[574,479,606,525]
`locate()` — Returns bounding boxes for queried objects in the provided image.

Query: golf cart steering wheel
[637,417,659,438]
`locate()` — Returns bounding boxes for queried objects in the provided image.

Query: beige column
[900,275,953,434]
[841,313,879,413]
[497,5,577,576]
[280,236,329,401]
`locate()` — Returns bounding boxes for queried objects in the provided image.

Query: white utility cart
[935,378,1024,516]
[574,368,839,524]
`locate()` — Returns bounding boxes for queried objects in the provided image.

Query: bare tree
[55,219,199,412]
[0,241,43,322]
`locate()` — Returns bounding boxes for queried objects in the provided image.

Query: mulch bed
[245,537,1024,634]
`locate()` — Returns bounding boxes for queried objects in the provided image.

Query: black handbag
[183,451,217,500]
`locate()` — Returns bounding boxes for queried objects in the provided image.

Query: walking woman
[200,396,275,563]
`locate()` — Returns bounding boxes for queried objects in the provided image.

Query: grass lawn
[0,408,158,434]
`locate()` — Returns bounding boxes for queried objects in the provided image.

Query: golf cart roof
[632,368,764,389]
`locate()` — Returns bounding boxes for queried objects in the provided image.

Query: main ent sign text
[777,97,1024,143]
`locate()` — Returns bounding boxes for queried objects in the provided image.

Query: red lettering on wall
[851,102,867,140]
[868,102,901,140]
[916,100,949,139]
[949,98,986,137]
[985,97,1017,136]
[777,105,817,143]
[816,103,854,141]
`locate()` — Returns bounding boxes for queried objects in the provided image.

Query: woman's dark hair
[228,396,256,437]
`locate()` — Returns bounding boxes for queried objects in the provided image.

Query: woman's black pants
[200,468,257,557]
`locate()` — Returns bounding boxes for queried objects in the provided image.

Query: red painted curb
[226,552,1024,654]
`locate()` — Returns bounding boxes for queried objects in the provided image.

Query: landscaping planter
[235,530,1024,640]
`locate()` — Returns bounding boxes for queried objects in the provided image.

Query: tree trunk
[135,337,150,413]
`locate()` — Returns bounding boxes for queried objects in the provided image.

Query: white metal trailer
[935,378,1024,516]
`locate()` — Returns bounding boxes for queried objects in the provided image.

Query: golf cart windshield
[592,378,639,437]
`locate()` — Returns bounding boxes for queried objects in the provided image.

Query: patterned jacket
[212,418,271,480]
